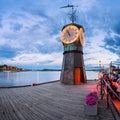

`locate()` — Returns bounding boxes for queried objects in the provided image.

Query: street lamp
[98,60,103,100]
[98,60,102,72]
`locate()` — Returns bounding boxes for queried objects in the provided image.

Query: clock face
[61,25,79,44]
[79,28,84,46]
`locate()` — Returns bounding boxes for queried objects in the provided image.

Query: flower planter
[84,91,98,116]
[84,102,98,115]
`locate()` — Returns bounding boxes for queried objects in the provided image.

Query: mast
[60,4,78,23]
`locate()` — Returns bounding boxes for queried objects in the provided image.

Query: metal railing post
[106,85,109,108]
[100,78,103,100]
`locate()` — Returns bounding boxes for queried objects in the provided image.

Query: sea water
[0,71,99,87]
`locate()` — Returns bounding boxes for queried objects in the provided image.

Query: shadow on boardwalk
[0,81,114,120]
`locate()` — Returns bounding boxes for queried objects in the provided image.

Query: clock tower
[60,5,86,85]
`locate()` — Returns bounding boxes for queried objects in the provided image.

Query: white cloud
[1,52,63,66]
[0,11,60,50]
[84,28,119,67]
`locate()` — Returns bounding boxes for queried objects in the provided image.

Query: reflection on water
[0,71,99,87]
[0,71,60,87]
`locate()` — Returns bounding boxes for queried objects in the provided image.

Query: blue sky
[0,0,120,70]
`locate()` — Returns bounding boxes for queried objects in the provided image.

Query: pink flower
[86,92,98,106]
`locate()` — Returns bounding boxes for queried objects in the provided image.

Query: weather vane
[60,4,78,23]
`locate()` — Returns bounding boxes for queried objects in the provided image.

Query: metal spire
[60,4,78,23]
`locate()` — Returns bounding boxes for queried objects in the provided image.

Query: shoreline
[0,79,97,89]
[0,80,60,89]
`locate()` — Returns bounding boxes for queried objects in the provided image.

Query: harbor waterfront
[0,71,98,87]
[0,71,119,120]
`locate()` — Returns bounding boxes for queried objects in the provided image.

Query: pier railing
[103,79,120,120]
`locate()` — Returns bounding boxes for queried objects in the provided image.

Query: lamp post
[99,60,101,72]
[98,60,103,100]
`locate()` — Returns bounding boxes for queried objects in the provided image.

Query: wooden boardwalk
[0,81,115,120]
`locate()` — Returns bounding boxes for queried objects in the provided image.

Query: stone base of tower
[60,51,87,85]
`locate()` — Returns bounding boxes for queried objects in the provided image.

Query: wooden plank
[0,94,6,120]
[0,89,13,120]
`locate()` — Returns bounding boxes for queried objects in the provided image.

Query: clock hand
[67,30,71,36]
